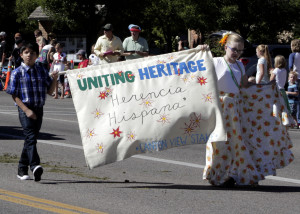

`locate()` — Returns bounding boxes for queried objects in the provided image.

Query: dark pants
[18,106,43,171]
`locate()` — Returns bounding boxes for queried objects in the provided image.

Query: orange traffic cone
[3,60,12,91]
[70,60,74,69]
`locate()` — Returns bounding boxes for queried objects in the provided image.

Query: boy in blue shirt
[6,43,58,181]
[286,71,299,128]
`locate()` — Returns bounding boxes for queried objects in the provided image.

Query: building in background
[28,6,86,63]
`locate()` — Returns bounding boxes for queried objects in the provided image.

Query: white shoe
[17,168,30,180]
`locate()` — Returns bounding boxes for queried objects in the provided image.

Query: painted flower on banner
[183,122,195,135]
[157,60,166,64]
[127,131,136,142]
[167,55,174,61]
[86,128,96,139]
[96,143,104,153]
[105,87,113,96]
[76,73,85,79]
[190,73,197,80]
[140,98,154,108]
[110,127,123,138]
[92,108,104,119]
[118,71,123,76]
[191,113,202,128]
[181,76,190,84]
[197,76,207,85]
[127,73,135,79]
[157,114,171,125]
[99,91,107,100]
[202,92,214,103]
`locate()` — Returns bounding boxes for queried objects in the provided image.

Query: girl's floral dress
[203,84,294,186]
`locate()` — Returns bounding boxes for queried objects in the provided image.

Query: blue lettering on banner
[169,136,188,147]
[148,66,158,78]
[187,61,197,72]
[138,67,150,80]
[179,62,190,74]
[136,140,168,152]
[156,64,169,77]
[190,133,210,144]
[138,59,206,80]
[196,59,206,71]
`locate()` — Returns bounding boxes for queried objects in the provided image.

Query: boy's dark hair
[20,43,39,55]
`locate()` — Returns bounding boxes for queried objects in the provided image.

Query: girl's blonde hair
[291,39,300,53]
[219,32,244,46]
[257,44,272,71]
[289,71,298,79]
[274,55,286,69]
[226,33,244,45]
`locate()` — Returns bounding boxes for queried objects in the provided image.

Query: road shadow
[40,179,172,185]
[38,179,300,192]
[0,126,65,141]
[120,184,300,193]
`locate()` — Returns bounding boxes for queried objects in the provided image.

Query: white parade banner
[67,47,227,169]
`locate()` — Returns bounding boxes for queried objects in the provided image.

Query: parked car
[239,44,291,77]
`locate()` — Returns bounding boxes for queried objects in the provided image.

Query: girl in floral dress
[202,33,294,187]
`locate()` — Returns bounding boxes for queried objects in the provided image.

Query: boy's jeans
[18,106,43,172]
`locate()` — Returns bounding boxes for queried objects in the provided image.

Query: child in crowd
[286,71,299,128]
[52,43,67,99]
[64,61,72,98]
[88,44,100,66]
[256,44,272,84]
[6,43,58,181]
[34,29,46,54]
[77,49,89,68]
[36,39,57,70]
[270,55,289,111]
[288,39,300,128]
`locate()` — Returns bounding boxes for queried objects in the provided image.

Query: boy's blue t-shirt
[287,82,299,103]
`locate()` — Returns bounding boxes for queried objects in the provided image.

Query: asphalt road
[0,91,300,214]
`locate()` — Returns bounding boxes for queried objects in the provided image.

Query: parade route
[1,92,300,214]
[1,130,300,185]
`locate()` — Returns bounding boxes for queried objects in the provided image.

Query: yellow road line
[0,195,80,214]
[0,188,107,214]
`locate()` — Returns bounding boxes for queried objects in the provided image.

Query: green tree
[15,0,42,32]
[215,0,297,44]
[13,0,300,53]
[0,0,22,45]
[41,0,106,54]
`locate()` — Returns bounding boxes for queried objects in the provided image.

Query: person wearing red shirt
[76,49,89,68]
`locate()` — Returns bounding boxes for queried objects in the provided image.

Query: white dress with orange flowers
[203,58,294,186]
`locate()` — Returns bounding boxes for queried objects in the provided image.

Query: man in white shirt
[94,23,124,64]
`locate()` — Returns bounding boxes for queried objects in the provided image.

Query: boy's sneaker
[17,168,30,180]
[33,165,43,182]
